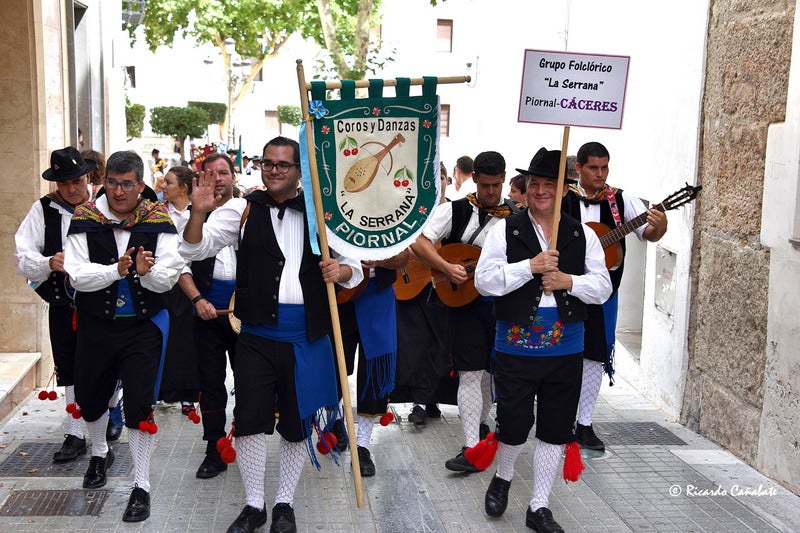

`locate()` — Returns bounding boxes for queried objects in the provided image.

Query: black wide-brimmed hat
[516,147,576,183]
[42,146,97,182]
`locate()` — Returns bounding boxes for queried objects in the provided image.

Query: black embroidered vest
[233,195,332,340]
[75,231,167,319]
[34,198,70,306]
[493,210,587,325]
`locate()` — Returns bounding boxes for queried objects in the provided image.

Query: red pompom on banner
[38,390,48,401]
[220,446,237,463]
[379,412,395,426]
[562,442,584,483]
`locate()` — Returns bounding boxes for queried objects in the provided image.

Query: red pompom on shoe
[48,390,58,401]
[464,431,498,472]
[220,446,237,463]
[563,441,584,482]
[379,412,395,426]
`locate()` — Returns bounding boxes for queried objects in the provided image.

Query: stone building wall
[684,0,795,466]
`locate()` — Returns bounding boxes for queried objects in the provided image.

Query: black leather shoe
[53,434,86,463]
[82,448,114,489]
[196,451,228,479]
[226,505,267,533]
[356,446,375,477]
[444,448,480,473]
[525,506,564,533]
[106,419,123,442]
[425,404,441,419]
[575,423,605,451]
[485,475,511,517]
[331,418,348,452]
[270,502,296,533]
[122,486,150,522]
[407,405,428,426]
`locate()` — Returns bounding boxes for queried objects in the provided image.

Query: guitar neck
[598,203,665,248]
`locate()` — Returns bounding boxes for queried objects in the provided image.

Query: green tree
[126,0,385,141]
[125,101,145,139]
[149,106,210,161]
[277,105,302,128]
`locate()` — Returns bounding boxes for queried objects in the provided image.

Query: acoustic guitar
[393,255,433,301]
[587,183,702,269]
[335,265,371,304]
[430,243,482,307]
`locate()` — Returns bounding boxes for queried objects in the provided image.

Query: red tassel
[72,309,78,331]
[379,412,394,426]
[220,446,237,463]
[463,431,498,472]
[563,441,584,482]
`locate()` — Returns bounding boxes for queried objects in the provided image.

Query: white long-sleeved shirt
[14,198,72,283]
[475,212,612,308]
[422,199,503,247]
[179,197,363,304]
[63,195,183,294]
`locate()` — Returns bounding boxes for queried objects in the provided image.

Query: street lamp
[224,38,236,148]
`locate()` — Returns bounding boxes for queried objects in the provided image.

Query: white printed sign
[518,49,630,129]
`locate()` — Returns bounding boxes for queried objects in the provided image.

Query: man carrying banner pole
[181,135,364,533]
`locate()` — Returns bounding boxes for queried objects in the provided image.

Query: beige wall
[0,1,70,381]
[685,0,795,480]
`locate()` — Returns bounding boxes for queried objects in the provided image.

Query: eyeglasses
[104,178,139,192]
[261,161,300,174]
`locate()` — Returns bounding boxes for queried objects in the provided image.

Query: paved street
[0,372,798,532]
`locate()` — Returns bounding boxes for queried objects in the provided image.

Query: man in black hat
[474,147,611,533]
[14,146,95,464]
[563,142,667,453]
[63,150,183,523]
[411,151,519,470]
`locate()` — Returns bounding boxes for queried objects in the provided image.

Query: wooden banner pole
[295,59,365,509]
[550,125,571,250]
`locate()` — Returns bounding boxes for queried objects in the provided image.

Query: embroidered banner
[308,78,441,260]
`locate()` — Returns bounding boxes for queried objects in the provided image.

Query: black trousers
[493,351,583,446]
[49,304,77,386]
[74,311,161,427]
[194,315,237,453]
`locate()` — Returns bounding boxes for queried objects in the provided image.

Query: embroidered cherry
[343,149,351,157]
[351,148,358,155]
[393,180,401,188]
[379,412,395,426]
[401,180,409,187]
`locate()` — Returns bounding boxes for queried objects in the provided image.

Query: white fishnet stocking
[530,439,563,511]
[127,429,153,492]
[275,438,305,505]
[85,413,108,457]
[577,359,604,425]
[480,370,493,426]
[64,386,84,439]
[235,434,266,509]
[356,415,374,449]
[458,370,484,447]
[495,441,523,481]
